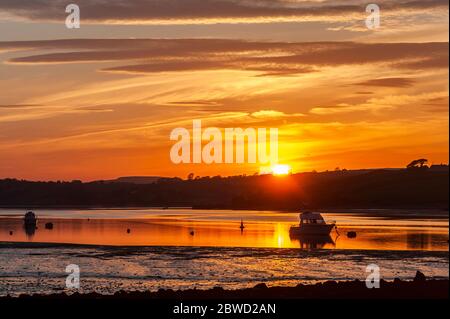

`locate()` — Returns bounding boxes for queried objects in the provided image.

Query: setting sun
[271,165,292,176]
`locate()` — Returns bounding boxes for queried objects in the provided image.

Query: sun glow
[271,164,291,176]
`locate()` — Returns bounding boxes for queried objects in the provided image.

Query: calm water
[0,209,448,250]
[0,209,448,296]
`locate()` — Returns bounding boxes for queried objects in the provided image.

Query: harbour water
[0,208,448,296]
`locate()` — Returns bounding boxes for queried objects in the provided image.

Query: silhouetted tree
[407,159,429,169]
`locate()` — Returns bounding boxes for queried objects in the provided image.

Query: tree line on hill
[0,168,448,210]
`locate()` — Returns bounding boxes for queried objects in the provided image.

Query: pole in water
[335,225,340,236]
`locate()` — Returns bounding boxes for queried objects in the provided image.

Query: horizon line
[1,164,448,183]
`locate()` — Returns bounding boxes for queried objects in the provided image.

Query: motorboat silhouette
[23,211,37,238]
[290,212,336,236]
[24,211,37,227]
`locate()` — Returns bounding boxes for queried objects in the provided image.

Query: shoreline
[2,278,448,300]
[0,207,448,220]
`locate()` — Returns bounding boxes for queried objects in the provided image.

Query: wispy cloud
[353,77,416,88]
[0,0,448,24]
[2,40,448,76]
[310,91,449,115]
[251,110,305,119]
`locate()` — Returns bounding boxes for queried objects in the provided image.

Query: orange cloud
[1,0,448,25]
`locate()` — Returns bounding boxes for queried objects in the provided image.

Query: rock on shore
[2,278,448,300]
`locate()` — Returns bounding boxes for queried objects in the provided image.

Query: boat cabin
[299,212,326,225]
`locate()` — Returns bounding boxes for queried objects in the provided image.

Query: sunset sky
[0,0,448,181]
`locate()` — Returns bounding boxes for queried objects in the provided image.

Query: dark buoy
[347,231,357,239]
[127,228,131,234]
[45,222,54,230]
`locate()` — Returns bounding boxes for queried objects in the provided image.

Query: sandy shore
[2,276,448,300]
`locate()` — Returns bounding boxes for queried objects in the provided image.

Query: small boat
[289,212,336,236]
[24,211,37,227]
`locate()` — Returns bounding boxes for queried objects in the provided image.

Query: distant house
[429,164,449,172]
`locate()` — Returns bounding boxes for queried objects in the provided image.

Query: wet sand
[1,243,448,297]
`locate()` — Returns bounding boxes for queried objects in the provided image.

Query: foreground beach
[1,243,448,297]
[3,276,448,300]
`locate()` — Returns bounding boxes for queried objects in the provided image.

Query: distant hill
[104,176,162,184]
[0,168,448,210]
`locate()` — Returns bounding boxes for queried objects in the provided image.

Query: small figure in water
[240,219,245,231]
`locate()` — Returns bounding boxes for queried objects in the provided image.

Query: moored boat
[289,212,336,236]
[24,211,37,227]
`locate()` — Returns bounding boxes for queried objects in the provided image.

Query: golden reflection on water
[0,209,448,251]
